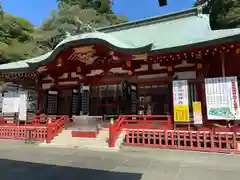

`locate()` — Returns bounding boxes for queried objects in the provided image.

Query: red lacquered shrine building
[1,7,240,127]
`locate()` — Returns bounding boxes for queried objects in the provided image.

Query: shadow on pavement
[0,158,142,180]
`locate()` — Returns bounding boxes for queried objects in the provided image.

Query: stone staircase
[39,129,126,152]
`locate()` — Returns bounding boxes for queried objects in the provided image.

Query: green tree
[0,0,3,19]
[0,13,45,62]
[195,0,240,29]
[57,0,113,13]
[0,1,127,62]
[36,2,127,50]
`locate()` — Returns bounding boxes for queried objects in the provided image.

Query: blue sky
[2,0,196,27]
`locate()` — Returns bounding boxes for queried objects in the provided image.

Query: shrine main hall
[0,7,240,121]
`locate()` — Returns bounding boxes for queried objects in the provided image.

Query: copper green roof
[1,7,240,72]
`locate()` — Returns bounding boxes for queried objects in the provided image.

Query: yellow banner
[193,101,202,113]
[174,105,190,122]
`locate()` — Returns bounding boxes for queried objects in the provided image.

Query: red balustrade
[108,114,240,154]
[109,114,172,147]
[0,115,70,143]
[0,126,47,141]
[125,129,240,154]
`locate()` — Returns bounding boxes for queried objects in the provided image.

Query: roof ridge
[97,7,199,33]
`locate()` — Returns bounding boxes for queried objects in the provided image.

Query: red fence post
[168,116,173,130]
[46,119,53,143]
[109,118,115,148]
[64,116,69,129]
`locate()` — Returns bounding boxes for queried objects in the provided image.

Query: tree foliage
[0,0,127,63]
[0,14,45,62]
[195,0,240,29]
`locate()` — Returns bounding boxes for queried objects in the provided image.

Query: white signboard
[19,92,27,121]
[205,76,240,120]
[173,80,189,106]
[173,80,190,122]
[2,97,20,113]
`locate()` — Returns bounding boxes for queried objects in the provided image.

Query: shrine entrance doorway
[90,84,121,116]
[138,84,171,115]
[58,89,72,116]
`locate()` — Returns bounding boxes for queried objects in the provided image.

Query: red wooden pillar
[35,78,41,119]
[108,118,115,148]
[196,62,206,124]
[167,65,174,129]
[46,121,53,143]
[196,63,203,101]
[36,90,41,115]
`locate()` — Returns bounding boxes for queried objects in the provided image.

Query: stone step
[39,129,126,152]
[39,142,120,152]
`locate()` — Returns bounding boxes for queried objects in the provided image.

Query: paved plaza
[0,140,240,180]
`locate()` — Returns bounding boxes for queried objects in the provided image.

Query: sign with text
[2,97,20,113]
[173,80,190,122]
[174,105,190,122]
[192,101,203,124]
[19,92,27,121]
[205,77,240,120]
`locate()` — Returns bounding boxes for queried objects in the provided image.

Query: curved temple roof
[1,7,240,72]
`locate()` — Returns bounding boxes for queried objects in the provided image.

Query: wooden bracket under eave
[37,66,47,72]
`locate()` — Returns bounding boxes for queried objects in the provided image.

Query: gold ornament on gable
[132,53,148,61]
[57,57,63,67]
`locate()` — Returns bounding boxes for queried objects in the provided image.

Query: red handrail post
[46,119,53,143]
[64,116,70,129]
[168,116,173,130]
[109,118,115,148]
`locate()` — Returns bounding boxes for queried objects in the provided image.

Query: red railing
[0,126,47,141]
[109,114,172,147]
[46,116,69,143]
[108,115,240,154]
[125,129,240,154]
[0,115,70,143]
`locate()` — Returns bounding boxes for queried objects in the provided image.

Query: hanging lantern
[197,63,202,69]
[236,48,240,54]
[167,66,172,72]
[126,60,132,68]
[196,53,202,60]
[76,66,81,73]
[128,70,133,75]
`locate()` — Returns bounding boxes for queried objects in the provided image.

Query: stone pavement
[0,140,240,180]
